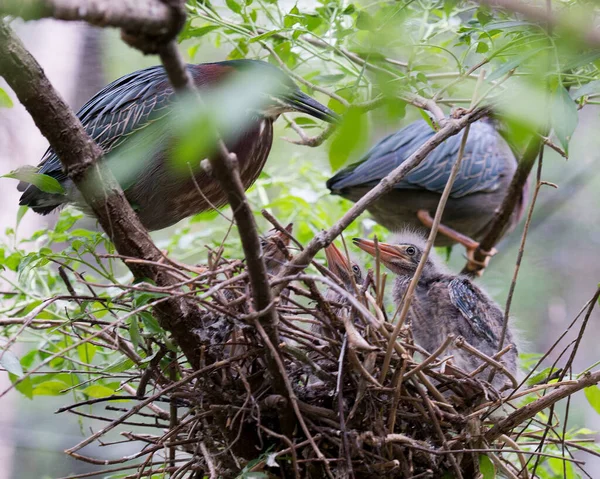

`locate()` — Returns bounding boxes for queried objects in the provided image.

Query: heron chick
[353,230,518,392]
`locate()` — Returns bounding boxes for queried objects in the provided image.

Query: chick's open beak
[325,242,351,277]
[271,223,293,247]
[352,238,409,264]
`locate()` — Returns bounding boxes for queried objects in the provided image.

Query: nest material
[51,239,594,479]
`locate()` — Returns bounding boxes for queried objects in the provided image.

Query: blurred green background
[1,0,600,477]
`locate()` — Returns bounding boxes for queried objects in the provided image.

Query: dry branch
[462,134,541,275]
[272,106,491,296]
[0,0,179,39]
[0,20,208,368]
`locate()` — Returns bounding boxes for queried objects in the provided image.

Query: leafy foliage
[3,0,600,477]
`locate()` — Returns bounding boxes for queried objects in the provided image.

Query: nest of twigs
[51,224,597,479]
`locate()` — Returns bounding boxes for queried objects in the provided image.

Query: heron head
[261,223,293,275]
[325,242,363,291]
[219,60,339,122]
[353,235,441,281]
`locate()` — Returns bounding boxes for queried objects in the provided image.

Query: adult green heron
[328,119,527,269]
[353,231,518,392]
[18,60,337,231]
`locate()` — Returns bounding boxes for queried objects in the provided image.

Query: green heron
[261,223,293,277]
[353,231,518,391]
[324,241,363,300]
[197,224,294,349]
[17,60,337,231]
[321,242,374,352]
[328,119,527,269]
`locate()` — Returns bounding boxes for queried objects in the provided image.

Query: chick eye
[406,246,416,256]
[352,264,360,273]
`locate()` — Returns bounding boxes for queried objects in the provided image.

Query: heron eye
[406,246,416,256]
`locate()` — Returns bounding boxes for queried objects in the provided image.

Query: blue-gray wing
[326,119,514,198]
[448,277,497,344]
[26,65,175,186]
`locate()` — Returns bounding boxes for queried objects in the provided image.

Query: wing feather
[327,120,513,198]
[448,277,497,344]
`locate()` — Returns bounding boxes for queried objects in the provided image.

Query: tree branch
[462,134,542,275]
[271,106,491,295]
[0,19,206,368]
[0,0,179,39]
[207,150,290,406]
[484,370,600,443]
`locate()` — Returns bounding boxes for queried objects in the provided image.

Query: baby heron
[353,231,518,391]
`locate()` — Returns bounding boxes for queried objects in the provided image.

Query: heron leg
[416,210,497,273]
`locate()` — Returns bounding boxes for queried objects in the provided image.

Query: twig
[0,16,207,369]
[485,370,600,443]
[272,106,490,296]
[379,112,475,382]
[463,134,542,275]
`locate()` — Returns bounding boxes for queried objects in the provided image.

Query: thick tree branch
[272,106,491,295]
[207,151,290,406]
[462,135,542,275]
[0,0,179,39]
[0,20,206,368]
[485,370,600,443]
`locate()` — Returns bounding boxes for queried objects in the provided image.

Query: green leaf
[479,454,495,479]
[356,11,374,31]
[129,317,141,350]
[0,87,13,108]
[140,312,163,335]
[476,10,493,26]
[77,343,97,364]
[3,169,65,194]
[585,385,600,415]
[476,41,489,53]
[300,14,322,32]
[0,350,24,377]
[548,456,575,478]
[179,25,220,41]
[82,384,116,398]
[526,367,558,386]
[104,357,136,374]
[32,379,70,396]
[283,6,300,28]
[487,48,545,82]
[328,108,368,171]
[16,205,28,229]
[4,252,22,272]
[551,85,578,154]
[9,373,33,399]
[225,0,242,14]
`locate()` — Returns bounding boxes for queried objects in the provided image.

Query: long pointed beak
[287,91,339,123]
[325,242,351,277]
[266,223,293,247]
[352,238,409,263]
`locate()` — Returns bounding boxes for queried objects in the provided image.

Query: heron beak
[325,242,351,278]
[265,223,293,249]
[275,223,293,247]
[352,238,409,266]
[286,90,339,123]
